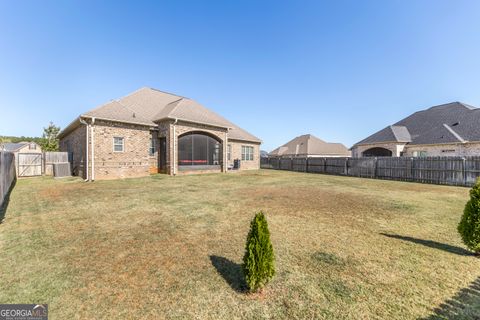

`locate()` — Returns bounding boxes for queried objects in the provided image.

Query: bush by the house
[243,211,275,292]
[458,179,480,254]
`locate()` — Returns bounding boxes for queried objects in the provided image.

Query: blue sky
[1,1,480,151]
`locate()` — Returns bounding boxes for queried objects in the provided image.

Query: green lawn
[0,170,479,319]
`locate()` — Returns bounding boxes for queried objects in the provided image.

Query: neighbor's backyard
[0,170,479,319]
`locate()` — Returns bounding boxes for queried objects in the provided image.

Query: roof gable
[1,142,39,152]
[78,87,260,143]
[269,134,350,156]
[354,102,480,146]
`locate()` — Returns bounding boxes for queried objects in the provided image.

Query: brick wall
[60,118,261,179]
[168,120,228,175]
[227,140,260,170]
[60,124,86,178]
[403,142,480,157]
[91,120,151,179]
[352,143,406,157]
[352,142,480,157]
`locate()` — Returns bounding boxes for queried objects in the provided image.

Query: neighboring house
[351,102,480,157]
[58,87,261,180]
[0,142,42,176]
[1,141,42,154]
[269,134,351,157]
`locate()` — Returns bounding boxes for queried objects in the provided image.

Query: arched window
[362,147,393,157]
[178,132,223,167]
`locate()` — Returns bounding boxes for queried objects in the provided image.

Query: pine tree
[458,179,480,254]
[40,122,61,151]
[243,211,275,292]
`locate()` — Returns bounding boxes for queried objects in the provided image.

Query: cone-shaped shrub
[458,179,480,254]
[243,211,275,292]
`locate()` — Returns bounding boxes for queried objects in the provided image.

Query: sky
[1,1,480,151]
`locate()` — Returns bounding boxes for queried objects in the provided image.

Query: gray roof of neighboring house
[269,134,351,157]
[354,102,480,146]
[1,142,35,151]
[75,87,261,143]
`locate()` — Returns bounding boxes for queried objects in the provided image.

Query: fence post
[410,157,414,181]
[374,157,378,178]
[462,157,466,186]
[345,158,349,176]
[305,157,308,173]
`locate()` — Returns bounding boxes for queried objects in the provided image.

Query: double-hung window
[227,144,232,161]
[113,137,124,152]
[241,146,254,161]
[149,138,155,156]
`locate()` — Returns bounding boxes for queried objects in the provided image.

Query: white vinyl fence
[0,152,16,208]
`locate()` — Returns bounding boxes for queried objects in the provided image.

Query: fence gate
[17,153,43,177]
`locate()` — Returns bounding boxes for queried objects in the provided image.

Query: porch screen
[178,133,222,166]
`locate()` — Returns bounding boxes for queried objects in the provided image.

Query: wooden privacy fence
[0,152,16,208]
[261,156,480,187]
[17,153,42,177]
[44,151,69,176]
[15,151,71,177]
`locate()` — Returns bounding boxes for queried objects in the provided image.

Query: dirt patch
[239,186,386,217]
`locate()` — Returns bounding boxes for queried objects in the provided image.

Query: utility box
[233,159,241,170]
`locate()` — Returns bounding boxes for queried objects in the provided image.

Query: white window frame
[413,150,427,157]
[113,137,124,152]
[227,144,232,161]
[149,138,155,156]
[241,145,254,161]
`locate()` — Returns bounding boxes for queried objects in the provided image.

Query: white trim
[91,117,96,181]
[157,117,230,130]
[113,136,125,153]
[173,118,178,175]
[81,115,154,127]
[443,123,467,143]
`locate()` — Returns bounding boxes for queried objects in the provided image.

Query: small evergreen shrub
[458,179,480,254]
[243,211,275,292]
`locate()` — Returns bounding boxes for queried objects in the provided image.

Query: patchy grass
[0,170,479,319]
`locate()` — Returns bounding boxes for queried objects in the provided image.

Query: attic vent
[133,113,136,118]
[452,122,459,126]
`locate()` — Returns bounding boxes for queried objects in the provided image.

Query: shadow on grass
[0,178,16,224]
[380,233,473,256]
[209,255,247,293]
[420,277,480,320]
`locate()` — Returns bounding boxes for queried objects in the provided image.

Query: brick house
[269,134,350,157]
[58,87,261,180]
[351,102,480,157]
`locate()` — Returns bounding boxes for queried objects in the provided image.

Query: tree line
[0,122,61,151]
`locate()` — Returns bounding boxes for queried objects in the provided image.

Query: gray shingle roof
[269,134,350,157]
[1,142,29,151]
[80,87,261,143]
[354,102,480,146]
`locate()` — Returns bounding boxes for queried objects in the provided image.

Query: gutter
[79,117,89,182]
[156,116,230,131]
[91,117,96,181]
[173,118,178,175]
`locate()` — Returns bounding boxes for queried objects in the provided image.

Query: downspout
[91,117,96,181]
[79,117,89,181]
[172,118,178,175]
[225,129,229,173]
